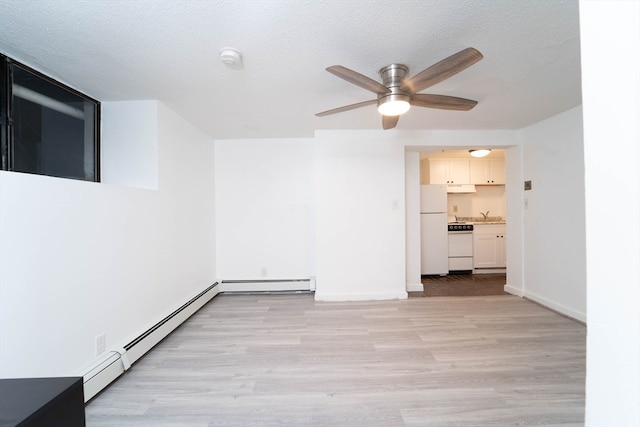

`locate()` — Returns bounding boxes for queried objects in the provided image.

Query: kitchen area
[419,149,507,281]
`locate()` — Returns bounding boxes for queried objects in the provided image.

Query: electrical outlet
[261,267,268,277]
[453,205,458,213]
[95,334,106,356]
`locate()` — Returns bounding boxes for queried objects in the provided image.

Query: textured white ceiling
[0,0,581,139]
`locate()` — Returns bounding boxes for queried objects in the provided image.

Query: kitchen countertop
[456,216,506,225]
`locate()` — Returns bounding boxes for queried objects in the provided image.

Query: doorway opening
[406,147,513,297]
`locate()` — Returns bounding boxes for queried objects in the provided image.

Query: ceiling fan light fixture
[469,149,491,158]
[377,94,410,116]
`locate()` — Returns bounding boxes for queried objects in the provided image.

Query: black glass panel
[11,64,97,181]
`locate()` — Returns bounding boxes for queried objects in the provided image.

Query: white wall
[314,130,407,301]
[214,129,522,301]
[580,1,640,425]
[519,106,586,321]
[0,101,216,378]
[447,186,506,218]
[214,138,314,281]
[101,100,158,189]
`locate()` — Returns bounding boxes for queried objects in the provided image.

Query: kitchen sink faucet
[480,211,490,220]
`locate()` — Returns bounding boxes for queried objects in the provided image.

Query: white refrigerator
[420,184,448,275]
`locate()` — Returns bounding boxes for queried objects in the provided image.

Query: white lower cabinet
[473,224,506,269]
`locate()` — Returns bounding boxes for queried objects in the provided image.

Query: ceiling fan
[315,47,483,130]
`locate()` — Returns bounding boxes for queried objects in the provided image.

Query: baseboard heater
[81,282,220,402]
[219,278,315,293]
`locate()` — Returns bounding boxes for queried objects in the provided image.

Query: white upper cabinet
[469,159,506,185]
[429,159,470,184]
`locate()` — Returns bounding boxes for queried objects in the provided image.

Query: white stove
[447,222,474,272]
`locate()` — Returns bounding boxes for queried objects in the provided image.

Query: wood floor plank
[86,293,585,426]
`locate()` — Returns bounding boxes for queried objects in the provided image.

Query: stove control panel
[448,223,474,231]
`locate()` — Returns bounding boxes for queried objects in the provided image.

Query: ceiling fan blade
[315,99,377,117]
[326,65,391,95]
[382,115,399,130]
[410,94,478,111]
[400,47,483,94]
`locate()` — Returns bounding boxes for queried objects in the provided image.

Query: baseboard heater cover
[219,278,313,293]
[82,282,219,402]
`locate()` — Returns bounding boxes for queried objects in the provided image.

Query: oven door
[448,232,473,257]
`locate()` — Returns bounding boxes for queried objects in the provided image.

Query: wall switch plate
[524,180,532,191]
[95,334,106,356]
[453,205,458,212]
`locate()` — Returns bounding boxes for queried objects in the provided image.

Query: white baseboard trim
[504,284,524,297]
[523,290,586,323]
[406,283,424,292]
[504,285,585,323]
[219,280,311,293]
[314,291,408,302]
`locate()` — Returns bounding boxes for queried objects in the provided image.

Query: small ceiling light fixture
[469,149,491,158]
[219,47,243,66]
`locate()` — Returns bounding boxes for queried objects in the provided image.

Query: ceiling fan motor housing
[379,64,409,87]
[378,64,410,110]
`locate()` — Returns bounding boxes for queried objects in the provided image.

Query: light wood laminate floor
[86,294,586,426]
